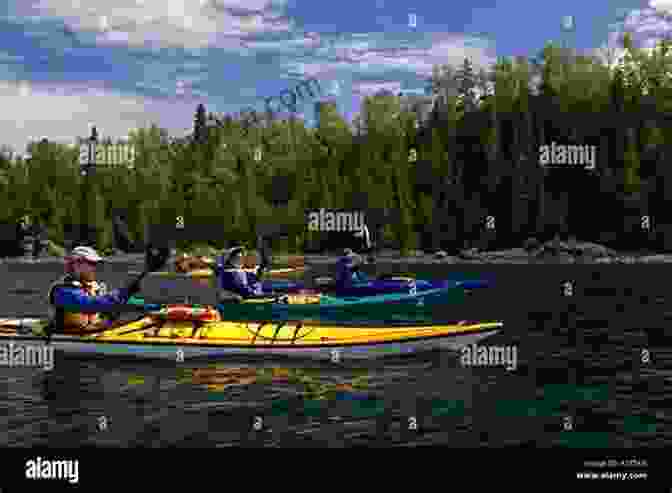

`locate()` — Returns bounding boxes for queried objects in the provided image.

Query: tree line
[1,33,672,256]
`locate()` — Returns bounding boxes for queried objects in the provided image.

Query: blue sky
[0,0,667,154]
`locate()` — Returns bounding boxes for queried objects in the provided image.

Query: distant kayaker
[334,248,369,291]
[47,246,142,334]
[216,246,266,302]
[175,252,211,273]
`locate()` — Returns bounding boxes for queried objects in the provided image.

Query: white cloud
[650,0,672,14]
[98,15,109,31]
[614,5,672,50]
[17,81,30,97]
[15,0,294,49]
[0,80,196,152]
[275,33,493,83]
[242,36,321,51]
[1,3,497,151]
[352,81,402,96]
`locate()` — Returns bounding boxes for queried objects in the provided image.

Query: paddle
[140,245,171,281]
[353,224,377,262]
[112,245,170,311]
[256,233,272,278]
[84,246,170,314]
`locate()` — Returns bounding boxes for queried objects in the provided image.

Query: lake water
[0,261,670,447]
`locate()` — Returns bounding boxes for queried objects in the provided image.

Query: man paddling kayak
[334,248,370,291]
[216,246,273,302]
[171,246,266,302]
[47,246,143,333]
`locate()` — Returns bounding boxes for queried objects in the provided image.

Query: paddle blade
[257,234,272,274]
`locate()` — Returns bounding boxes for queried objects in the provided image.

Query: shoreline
[4,244,672,265]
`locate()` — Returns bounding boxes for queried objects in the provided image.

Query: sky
[0,0,670,154]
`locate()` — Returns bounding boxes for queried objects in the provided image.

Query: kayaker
[175,252,211,273]
[216,246,267,303]
[47,246,143,334]
[175,236,270,275]
[334,248,369,290]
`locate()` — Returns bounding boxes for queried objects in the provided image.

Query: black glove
[146,246,170,272]
[125,277,142,296]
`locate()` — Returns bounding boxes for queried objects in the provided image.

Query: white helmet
[69,246,103,263]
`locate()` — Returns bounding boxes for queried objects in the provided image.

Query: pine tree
[193,103,207,145]
[456,57,478,114]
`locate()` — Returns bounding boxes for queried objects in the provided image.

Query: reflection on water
[1,349,666,447]
[171,364,376,400]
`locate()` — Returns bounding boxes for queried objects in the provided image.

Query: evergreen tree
[455,57,478,114]
[4,35,672,254]
[193,103,208,145]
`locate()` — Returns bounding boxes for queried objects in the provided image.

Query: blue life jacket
[47,274,130,332]
[334,256,368,288]
[215,257,264,298]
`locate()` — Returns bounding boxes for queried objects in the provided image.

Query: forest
[1,32,671,256]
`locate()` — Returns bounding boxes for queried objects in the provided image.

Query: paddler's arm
[176,255,216,273]
[199,256,216,267]
[221,269,264,297]
[193,255,220,276]
[53,286,135,313]
[246,271,261,284]
[212,255,226,276]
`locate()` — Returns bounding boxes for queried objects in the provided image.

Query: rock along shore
[4,238,672,265]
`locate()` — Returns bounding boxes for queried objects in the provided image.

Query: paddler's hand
[125,277,142,296]
[175,255,189,273]
[146,246,171,272]
[199,256,215,267]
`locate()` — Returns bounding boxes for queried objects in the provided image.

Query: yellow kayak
[0,314,503,361]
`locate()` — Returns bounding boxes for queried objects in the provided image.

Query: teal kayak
[259,277,492,297]
[129,284,468,323]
